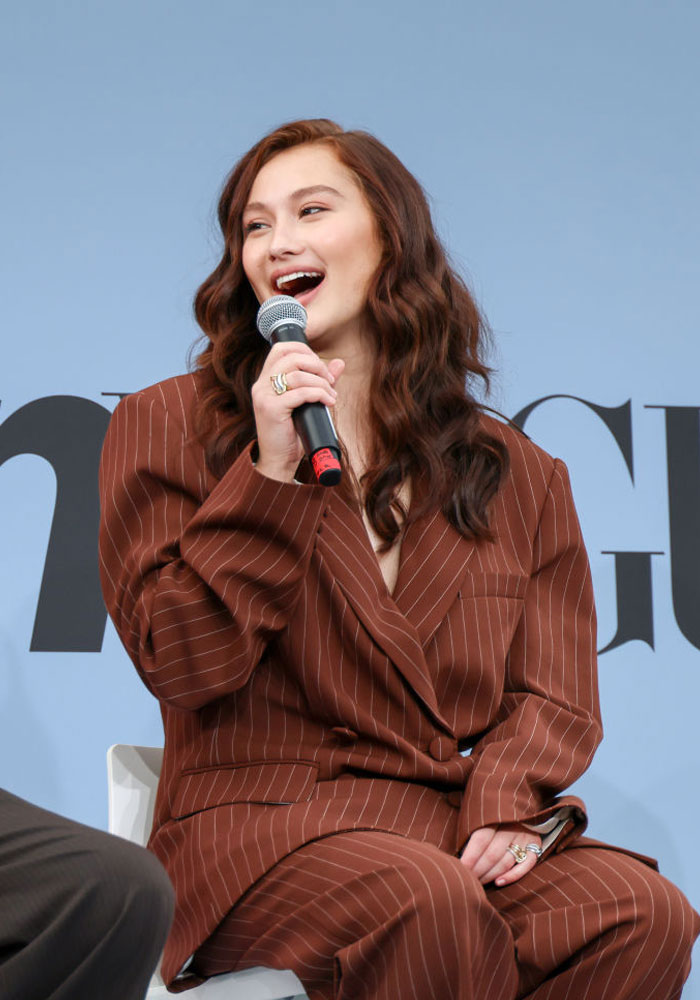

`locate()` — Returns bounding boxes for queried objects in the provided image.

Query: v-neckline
[349,482,415,602]
[357,498,410,598]
[296,456,415,603]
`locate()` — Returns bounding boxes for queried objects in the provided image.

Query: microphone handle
[271,322,342,486]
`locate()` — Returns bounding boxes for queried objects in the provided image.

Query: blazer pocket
[172,760,320,819]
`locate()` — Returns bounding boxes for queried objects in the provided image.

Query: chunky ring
[525,843,543,859]
[506,844,528,864]
[270,372,289,395]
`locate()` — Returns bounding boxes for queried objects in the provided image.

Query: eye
[243,220,267,235]
[300,205,327,218]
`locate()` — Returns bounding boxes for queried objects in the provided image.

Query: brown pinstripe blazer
[99,372,601,985]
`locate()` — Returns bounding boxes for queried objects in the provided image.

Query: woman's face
[242,143,382,352]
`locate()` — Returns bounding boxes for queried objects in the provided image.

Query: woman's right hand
[251,341,345,482]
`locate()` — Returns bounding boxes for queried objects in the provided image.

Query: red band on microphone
[312,448,341,486]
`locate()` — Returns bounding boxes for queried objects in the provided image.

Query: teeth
[275,271,323,289]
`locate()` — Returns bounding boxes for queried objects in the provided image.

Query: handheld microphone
[256,295,342,487]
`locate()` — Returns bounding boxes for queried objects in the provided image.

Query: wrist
[252,457,298,483]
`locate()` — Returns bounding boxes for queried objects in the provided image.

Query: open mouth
[274,270,325,299]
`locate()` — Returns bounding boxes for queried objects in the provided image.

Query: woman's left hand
[459,824,542,887]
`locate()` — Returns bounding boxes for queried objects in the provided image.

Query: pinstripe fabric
[195,832,697,1000]
[495,839,697,999]
[98,372,697,992]
[196,830,520,1000]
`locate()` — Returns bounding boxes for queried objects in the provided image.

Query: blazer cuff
[455,794,588,856]
[523,806,574,854]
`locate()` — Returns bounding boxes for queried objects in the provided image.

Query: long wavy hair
[193,118,508,546]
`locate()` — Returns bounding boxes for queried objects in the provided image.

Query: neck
[321,326,373,423]
[329,361,373,480]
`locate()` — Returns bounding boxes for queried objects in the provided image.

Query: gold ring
[506,844,528,864]
[270,372,288,395]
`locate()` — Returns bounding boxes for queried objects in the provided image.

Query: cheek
[350,246,381,298]
[241,245,264,299]
[332,227,380,293]
[351,224,382,289]
[241,243,254,282]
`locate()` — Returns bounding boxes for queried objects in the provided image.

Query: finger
[283,385,338,410]
[277,370,339,398]
[459,827,497,869]
[265,340,317,360]
[480,839,534,884]
[470,832,519,882]
[253,369,337,413]
[477,835,524,884]
[328,358,345,383]
[263,345,336,384]
[262,363,337,398]
[259,385,339,416]
[494,849,538,887]
[287,368,338,388]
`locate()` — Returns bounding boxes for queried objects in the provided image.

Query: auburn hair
[193,118,508,547]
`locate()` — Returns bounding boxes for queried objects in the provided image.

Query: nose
[268,219,304,259]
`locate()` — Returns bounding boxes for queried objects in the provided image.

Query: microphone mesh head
[256,295,308,342]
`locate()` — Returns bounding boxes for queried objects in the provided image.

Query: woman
[99,119,698,999]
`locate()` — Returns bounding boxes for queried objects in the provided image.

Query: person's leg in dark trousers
[0,788,174,1000]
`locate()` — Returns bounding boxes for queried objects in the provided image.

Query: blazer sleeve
[456,457,603,851]
[98,384,327,710]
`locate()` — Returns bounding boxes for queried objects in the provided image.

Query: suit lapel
[318,494,450,729]
[316,493,476,734]
[393,509,480,647]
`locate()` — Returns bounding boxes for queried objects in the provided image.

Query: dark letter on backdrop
[512,395,635,478]
[512,395,658,654]
[0,396,111,652]
[647,405,700,651]
[598,551,662,653]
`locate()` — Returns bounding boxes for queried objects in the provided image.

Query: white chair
[107,744,309,1000]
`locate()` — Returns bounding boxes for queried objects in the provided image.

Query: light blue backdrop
[2,0,699,993]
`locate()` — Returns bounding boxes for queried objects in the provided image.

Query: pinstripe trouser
[194,830,699,1000]
[0,788,174,1000]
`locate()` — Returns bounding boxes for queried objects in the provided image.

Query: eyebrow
[244,184,345,214]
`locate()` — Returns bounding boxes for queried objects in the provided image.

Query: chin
[303,312,330,341]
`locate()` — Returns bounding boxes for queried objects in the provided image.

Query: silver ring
[270,372,288,395]
[525,843,543,859]
[506,844,528,864]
